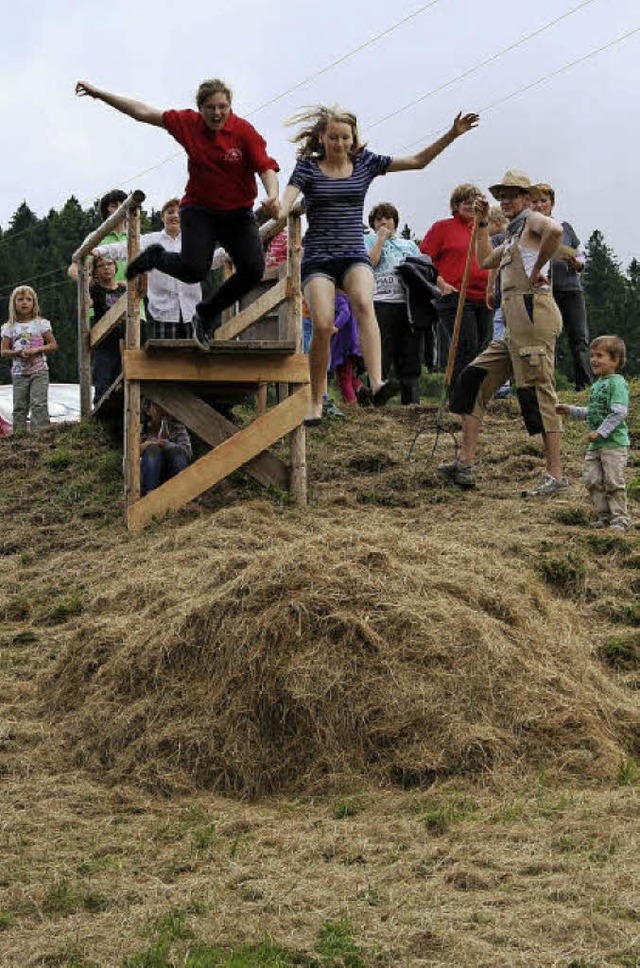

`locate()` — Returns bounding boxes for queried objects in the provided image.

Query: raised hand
[474,196,489,221]
[451,112,479,137]
[75,81,99,98]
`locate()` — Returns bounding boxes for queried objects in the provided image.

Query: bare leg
[304,277,336,422]
[543,431,563,479]
[342,265,384,392]
[458,414,482,465]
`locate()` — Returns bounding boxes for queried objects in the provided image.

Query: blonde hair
[488,205,507,227]
[8,285,40,324]
[287,105,365,159]
[590,335,626,369]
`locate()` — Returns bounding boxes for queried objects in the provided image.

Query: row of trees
[0,199,638,383]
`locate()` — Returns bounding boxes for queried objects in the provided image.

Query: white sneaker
[522,473,569,497]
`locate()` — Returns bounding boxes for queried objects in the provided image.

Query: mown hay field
[0,386,638,967]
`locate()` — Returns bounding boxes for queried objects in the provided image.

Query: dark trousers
[92,332,121,402]
[155,206,265,326]
[140,443,190,496]
[434,293,492,388]
[375,301,422,404]
[554,289,592,389]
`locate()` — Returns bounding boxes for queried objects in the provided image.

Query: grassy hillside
[0,385,638,967]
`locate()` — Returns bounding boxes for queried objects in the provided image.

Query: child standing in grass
[1,286,57,435]
[556,335,631,530]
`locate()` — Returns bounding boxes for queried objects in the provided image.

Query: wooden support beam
[92,373,123,415]
[124,206,142,512]
[127,385,310,531]
[214,277,290,341]
[289,426,307,506]
[77,260,92,419]
[144,383,289,489]
[89,293,126,348]
[123,349,310,384]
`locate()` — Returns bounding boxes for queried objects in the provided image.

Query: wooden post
[123,204,142,513]
[286,212,306,506]
[77,258,92,418]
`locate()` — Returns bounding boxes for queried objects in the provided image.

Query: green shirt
[587,374,630,450]
[101,230,128,282]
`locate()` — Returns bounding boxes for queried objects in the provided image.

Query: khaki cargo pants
[450,241,563,435]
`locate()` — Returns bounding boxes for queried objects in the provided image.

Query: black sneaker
[357,384,373,407]
[191,313,210,350]
[125,244,164,280]
[372,380,400,407]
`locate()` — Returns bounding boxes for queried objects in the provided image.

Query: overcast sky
[2,0,638,268]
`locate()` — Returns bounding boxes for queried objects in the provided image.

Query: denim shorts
[301,256,372,289]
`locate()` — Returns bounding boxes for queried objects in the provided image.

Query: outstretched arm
[75,81,164,127]
[387,112,479,173]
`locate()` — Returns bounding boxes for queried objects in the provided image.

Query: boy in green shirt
[556,335,631,530]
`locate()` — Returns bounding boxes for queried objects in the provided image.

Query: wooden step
[144,338,297,355]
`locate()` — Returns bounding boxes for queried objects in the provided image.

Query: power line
[0,264,70,295]
[0,2,444,245]
[365,0,598,131]
[246,0,442,116]
[97,0,446,191]
[397,24,640,151]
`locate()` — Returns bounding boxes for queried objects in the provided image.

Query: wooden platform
[75,197,308,529]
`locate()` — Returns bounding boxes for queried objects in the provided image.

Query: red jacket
[420,213,488,302]
[163,109,279,211]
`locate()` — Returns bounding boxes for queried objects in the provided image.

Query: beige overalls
[451,236,563,435]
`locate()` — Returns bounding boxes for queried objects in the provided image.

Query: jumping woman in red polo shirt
[75,79,280,348]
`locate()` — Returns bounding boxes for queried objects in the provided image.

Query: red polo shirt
[420,212,488,302]
[162,109,279,212]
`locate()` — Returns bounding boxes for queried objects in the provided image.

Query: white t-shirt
[1,318,52,377]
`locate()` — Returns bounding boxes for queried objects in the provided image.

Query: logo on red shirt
[224,148,243,163]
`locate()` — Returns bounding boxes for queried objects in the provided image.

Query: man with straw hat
[439,169,568,497]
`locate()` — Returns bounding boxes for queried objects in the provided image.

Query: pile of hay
[43,505,638,797]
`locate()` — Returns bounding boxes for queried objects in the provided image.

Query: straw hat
[489,170,532,199]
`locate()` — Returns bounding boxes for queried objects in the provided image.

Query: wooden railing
[72,199,308,527]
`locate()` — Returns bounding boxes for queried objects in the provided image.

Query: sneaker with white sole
[438,458,476,490]
[522,473,569,497]
[322,398,345,419]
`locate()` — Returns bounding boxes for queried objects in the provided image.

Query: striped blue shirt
[289,150,392,265]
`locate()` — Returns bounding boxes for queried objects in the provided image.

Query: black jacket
[396,255,440,331]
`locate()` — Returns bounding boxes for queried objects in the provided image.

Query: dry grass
[0,386,638,966]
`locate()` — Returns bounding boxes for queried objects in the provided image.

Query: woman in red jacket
[420,184,491,386]
[75,78,280,348]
